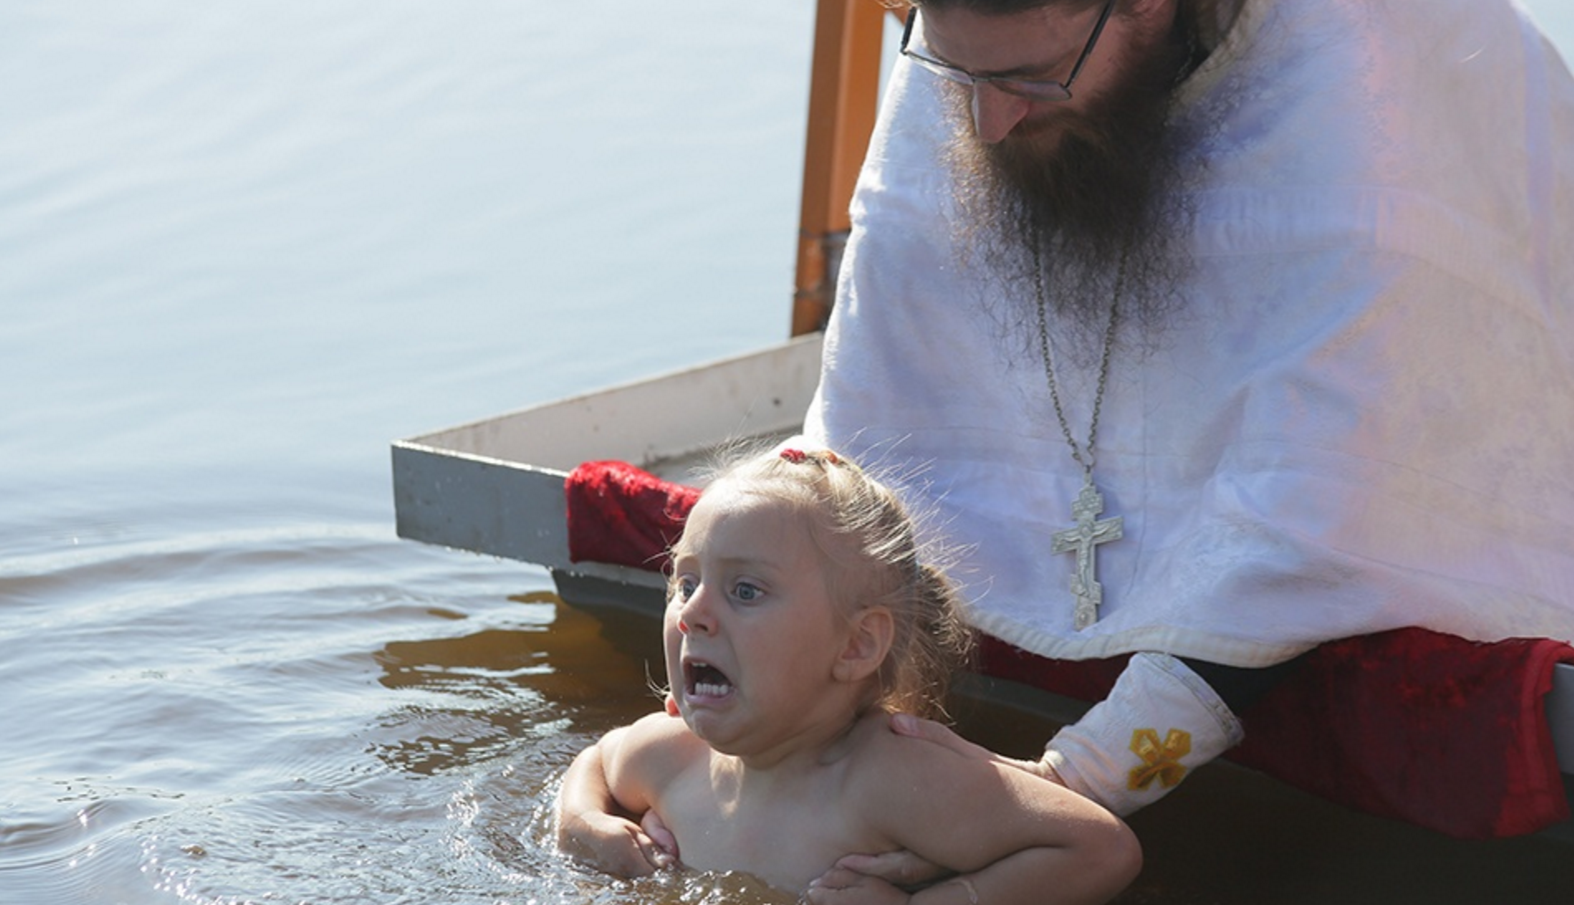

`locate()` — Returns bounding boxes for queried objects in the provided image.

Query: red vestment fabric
[981,632,1574,839]
[563,460,1573,838]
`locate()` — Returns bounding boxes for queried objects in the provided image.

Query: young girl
[556,448,1141,904]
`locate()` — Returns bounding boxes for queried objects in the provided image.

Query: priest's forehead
[909,0,1106,13]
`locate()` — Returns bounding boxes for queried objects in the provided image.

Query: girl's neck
[723,700,875,776]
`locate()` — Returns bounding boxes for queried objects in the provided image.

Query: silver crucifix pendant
[1050,475,1123,630]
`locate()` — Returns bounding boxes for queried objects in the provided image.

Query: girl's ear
[833,607,895,683]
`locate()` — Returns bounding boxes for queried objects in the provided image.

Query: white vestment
[805,0,1574,668]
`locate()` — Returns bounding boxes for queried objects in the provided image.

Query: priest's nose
[971,82,1033,143]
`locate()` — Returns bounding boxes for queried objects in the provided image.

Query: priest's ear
[834,606,895,684]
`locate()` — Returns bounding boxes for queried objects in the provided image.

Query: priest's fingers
[831,850,947,888]
[804,867,909,905]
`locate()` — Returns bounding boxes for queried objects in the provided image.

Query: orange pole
[791,0,902,337]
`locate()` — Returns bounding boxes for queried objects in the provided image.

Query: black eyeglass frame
[899,0,1118,102]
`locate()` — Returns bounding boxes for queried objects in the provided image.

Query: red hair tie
[780,448,842,466]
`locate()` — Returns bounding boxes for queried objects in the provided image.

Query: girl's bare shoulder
[622,710,700,742]
[840,712,962,788]
[602,712,710,780]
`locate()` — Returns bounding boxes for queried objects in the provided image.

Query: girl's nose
[675,587,716,636]
[971,82,1033,144]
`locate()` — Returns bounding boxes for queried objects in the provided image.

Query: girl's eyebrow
[712,555,781,575]
[673,552,782,574]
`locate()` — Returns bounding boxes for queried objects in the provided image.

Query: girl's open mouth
[684,660,734,699]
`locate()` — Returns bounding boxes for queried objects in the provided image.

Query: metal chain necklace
[1032,240,1126,631]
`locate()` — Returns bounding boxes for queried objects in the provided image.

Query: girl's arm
[553,716,682,876]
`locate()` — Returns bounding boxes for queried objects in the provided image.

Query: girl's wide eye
[733,581,762,603]
[675,575,697,600]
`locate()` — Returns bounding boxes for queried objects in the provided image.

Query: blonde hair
[677,447,973,721]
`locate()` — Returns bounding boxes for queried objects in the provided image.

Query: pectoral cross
[1051,475,1123,630]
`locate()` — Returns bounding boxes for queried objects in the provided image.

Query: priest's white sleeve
[1044,652,1245,815]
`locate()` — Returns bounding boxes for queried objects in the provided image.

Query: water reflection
[378,593,664,706]
[371,592,665,778]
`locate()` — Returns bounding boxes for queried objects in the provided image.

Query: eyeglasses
[899,0,1117,103]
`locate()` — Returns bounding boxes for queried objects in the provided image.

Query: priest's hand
[817,852,946,894]
[804,865,912,905]
[886,712,1065,785]
[810,714,1068,894]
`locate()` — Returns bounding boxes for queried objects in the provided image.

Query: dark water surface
[4,2,1574,903]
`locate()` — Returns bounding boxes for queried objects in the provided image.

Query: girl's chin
[682,708,743,746]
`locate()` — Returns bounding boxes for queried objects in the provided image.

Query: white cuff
[1044,652,1244,815]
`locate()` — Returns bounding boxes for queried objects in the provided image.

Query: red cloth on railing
[563,459,1573,838]
[564,460,700,572]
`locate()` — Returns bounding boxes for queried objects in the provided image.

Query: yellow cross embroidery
[1128,728,1192,792]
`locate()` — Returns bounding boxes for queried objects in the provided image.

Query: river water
[3,3,1572,904]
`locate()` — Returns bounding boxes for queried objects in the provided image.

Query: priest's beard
[945,8,1200,360]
